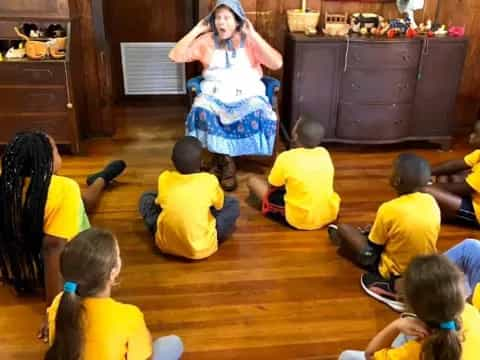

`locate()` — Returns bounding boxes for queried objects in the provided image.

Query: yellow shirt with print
[464,150,480,222]
[369,192,440,279]
[155,171,224,259]
[374,304,480,360]
[473,284,480,311]
[267,147,341,230]
[48,293,151,360]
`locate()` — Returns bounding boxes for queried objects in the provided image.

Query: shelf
[0,57,66,63]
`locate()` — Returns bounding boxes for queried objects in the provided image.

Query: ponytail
[44,291,84,360]
[422,322,463,360]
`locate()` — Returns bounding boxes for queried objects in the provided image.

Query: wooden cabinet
[282,34,468,148]
[0,0,69,19]
[0,2,80,152]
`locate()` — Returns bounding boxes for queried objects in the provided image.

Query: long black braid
[0,131,53,293]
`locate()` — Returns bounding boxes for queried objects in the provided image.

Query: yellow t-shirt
[155,171,224,259]
[373,304,480,360]
[48,293,152,360]
[369,192,440,278]
[464,150,480,222]
[43,175,90,240]
[267,147,341,230]
[473,284,480,310]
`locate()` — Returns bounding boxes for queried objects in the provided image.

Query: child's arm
[431,159,469,176]
[38,235,65,343]
[243,19,283,70]
[365,318,429,359]
[42,235,65,307]
[169,19,210,63]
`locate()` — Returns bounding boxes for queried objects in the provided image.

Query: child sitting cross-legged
[424,138,480,228]
[139,136,240,260]
[328,153,440,311]
[45,228,183,360]
[247,118,340,230]
[338,254,480,360]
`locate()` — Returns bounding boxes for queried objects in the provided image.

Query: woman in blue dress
[169,0,283,190]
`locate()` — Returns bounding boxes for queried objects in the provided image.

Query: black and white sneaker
[360,272,405,312]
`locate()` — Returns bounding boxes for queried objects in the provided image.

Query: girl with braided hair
[0,131,126,340]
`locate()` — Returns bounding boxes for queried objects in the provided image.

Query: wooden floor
[1,106,480,360]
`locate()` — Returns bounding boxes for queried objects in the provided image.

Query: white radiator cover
[121,42,186,95]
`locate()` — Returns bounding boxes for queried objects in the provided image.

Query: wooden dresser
[0,0,80,152]
[282,34,468,149]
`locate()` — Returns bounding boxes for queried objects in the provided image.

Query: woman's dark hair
[0,131,53,293]
[404,255,464,360]
[45,228,118,360]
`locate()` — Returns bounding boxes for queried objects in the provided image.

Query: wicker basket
[287,9,320,32]
[14,27,49,60]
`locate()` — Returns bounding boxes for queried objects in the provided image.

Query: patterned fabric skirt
[186,94,277,157]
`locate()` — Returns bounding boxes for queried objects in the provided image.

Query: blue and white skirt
[186,94,277,157]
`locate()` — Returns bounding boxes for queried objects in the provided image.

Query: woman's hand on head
[194,18,211,35]
[242,19,257,36]
[394,317,430,339]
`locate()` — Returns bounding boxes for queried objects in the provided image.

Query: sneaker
[327,224,341,246]
[86,160,126,186]
[360,273,405,312]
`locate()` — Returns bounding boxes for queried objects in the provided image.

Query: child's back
[268,146,340,230]
[369,191,440,278]
[155,170,223,259]
[49,295,150,360]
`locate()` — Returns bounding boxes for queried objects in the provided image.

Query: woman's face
[214,6,238,40]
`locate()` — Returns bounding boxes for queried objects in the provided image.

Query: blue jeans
[139,191,240,241]
[445,238,480,296]
[152,335,183,360]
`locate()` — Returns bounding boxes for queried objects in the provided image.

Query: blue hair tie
[439,321,457,331]
[64,281,78,294]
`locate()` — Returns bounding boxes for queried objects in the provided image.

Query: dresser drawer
[0,63,66,85]
[0,88,67,113]
[0,114,70,143]
[347,42,421,69]
[336,103,411,140]
[341,69,417,103]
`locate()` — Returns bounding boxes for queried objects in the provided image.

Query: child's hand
[37,315,49,343]
[394,317,429,339]
[359,224,372,235]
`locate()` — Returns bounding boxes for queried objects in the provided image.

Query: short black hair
[171,136,203,174]
[296,117,325,148]
[392,153,431,194]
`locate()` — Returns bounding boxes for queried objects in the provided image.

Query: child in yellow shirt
[139,136,240,259]
[0,131,126,341]
[424,148,480,227]
[329,153,440,311]
[247,118,340,230]
[46,228,183,360]
[338,254,480,360]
